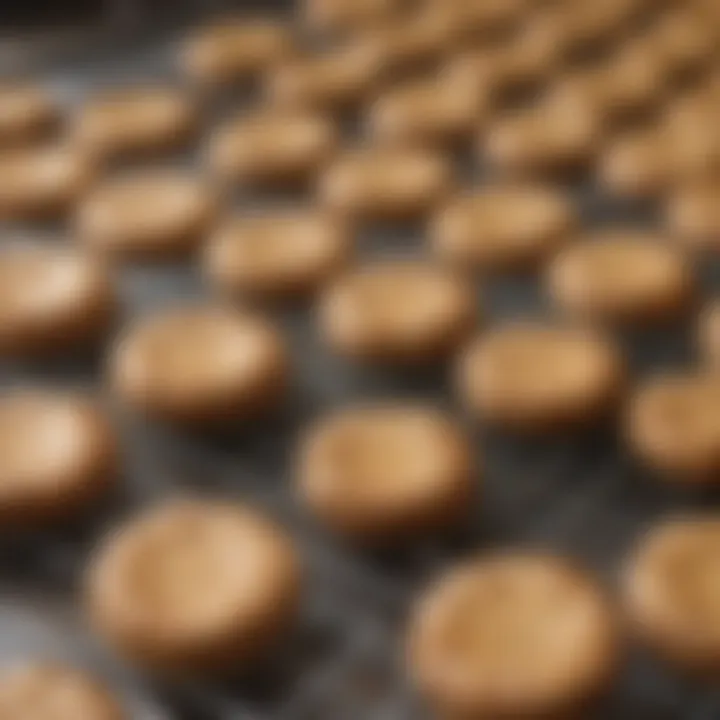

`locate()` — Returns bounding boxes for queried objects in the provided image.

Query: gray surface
[1,14,720,720]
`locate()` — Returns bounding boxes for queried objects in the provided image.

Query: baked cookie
[86,500,301,675]
[598,127,673,199]
[354,6,459,81]
[0,82,59,147]
[319,260,476,364]
[0,246,116,359]
[624,516,720,675]
[302,0,405,34]
[486,10,571,97]
[0,145,91,220]
[484,91,602,177]
[408,552,618,719]
[76,170,217,261]
[649,7,716,81]
[206,110,338,188]
[0,391,117,527]
[546,232,694,325]
[266,44,382,112]
[368,76,484,148]
[562,0,643,58]
[457,322,625,432]
[666,181,720,251]
[590,38,668,122]
[181,18,293,86]
[204,209,351,300]
[297,404,474,541]
[0,664,125,720]
[74,87,196,163]
[319,147,453,221]
[627,373,720,479]
[431,184,575,273]
[661,96,720,180]
[110,305,288,427]
[447,0,528,41]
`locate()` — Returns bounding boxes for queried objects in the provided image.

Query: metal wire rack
[1,2,720,718]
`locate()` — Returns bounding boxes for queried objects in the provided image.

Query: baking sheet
[1,8,720,719]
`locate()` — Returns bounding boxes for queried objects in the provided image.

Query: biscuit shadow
[0,485,126,593]
[0,346,110,387]
[118,390,310,494]
[601,647,707,720]
[357,223,426,258]
[234,184,315,210]
[481,418,621,463]
[155,606,350,717]
[479,421,624,534]
[575,185,661,229]
[320,494,489,593]
[620,319,696,376]
[628,461,720,515]
[695,252,720,296]
[348,362,452,400]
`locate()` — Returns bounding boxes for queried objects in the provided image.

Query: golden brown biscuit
[0,246,115,360]
[204,209,351,300]
[462,0,528,35]
[302,0,406,34]
[484,91,601,177]
[649,8,716,80]
[76,170,217,261]
[86,500,301,676]
[431,184,575,273]
[544,72,605,127]
[206,110,338,188]
[356,6,459,80]
[266,44,382,112]
[181,18,293,86]
[368,76,484,147]
[443,13,565,104]
[627,373,720,479]
[441,50,498,113]
[546,233,694,325]
[666,181,720,250]
[0,145,92,220]
[486,9,571,97]
[0,391,117,527]
[698,301,720,367]
[661,98,720,180]
[551,41,666,129]
[562,0,642,57]
[75,87,196,163]
[591,39,668,121]
[624,517,720,675]
[319,261,476,364]
[457,323,625,432]
[319,147,453,221]
[297,404,474,541]
[0,664,125,719]
[408,552,618,719]
[110,305,288,427]
[669,87,715,123]
[695,0,720,25]
[598,127,673,199]
[0,83,59,148]
[428,0,526,43]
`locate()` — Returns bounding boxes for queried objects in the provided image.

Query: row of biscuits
[0,2,718,199]
[2,266,720,536]
[4,500,720,719]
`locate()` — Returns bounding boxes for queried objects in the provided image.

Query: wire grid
[1,2,720,719]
